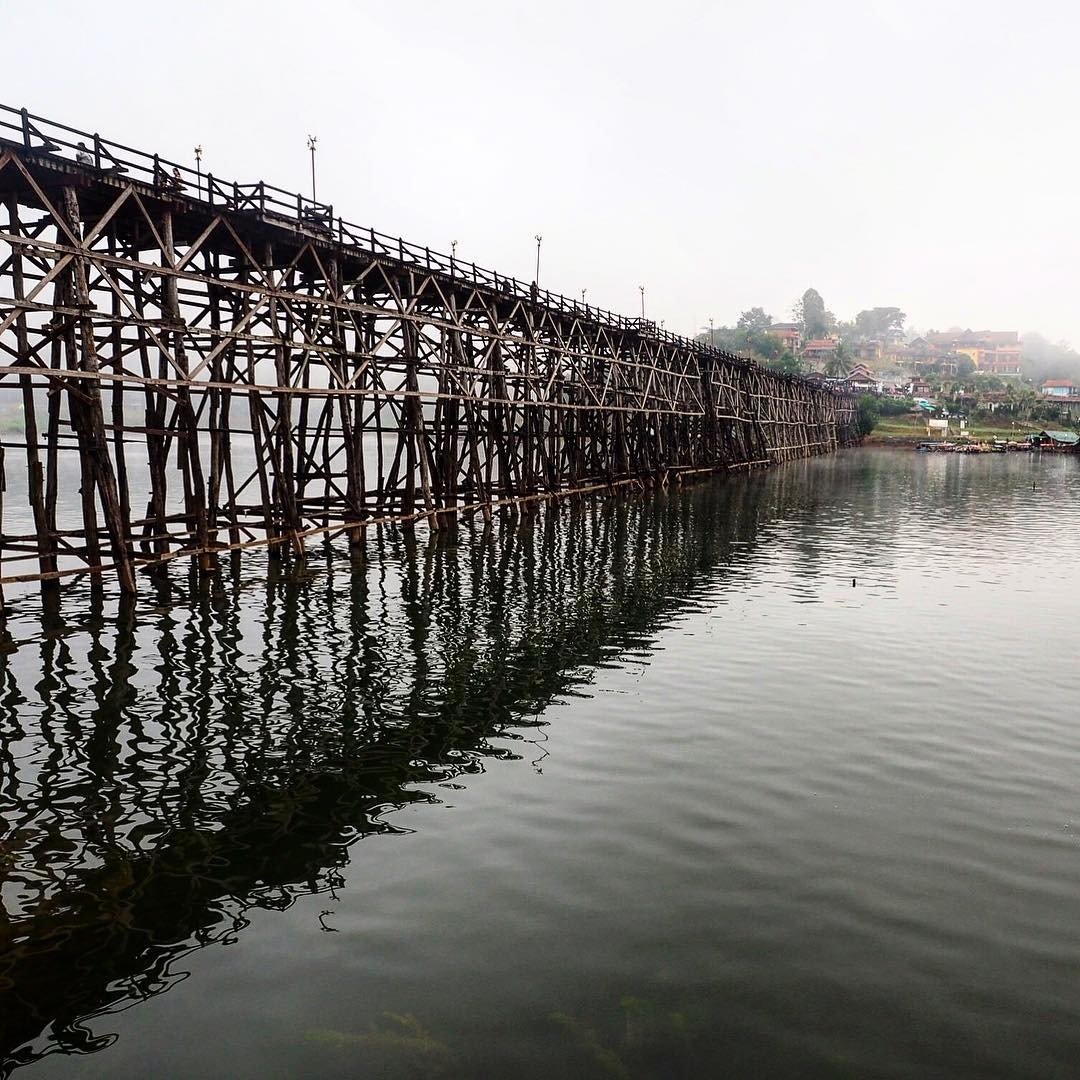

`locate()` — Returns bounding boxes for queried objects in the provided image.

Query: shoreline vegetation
[865,415,1047,445]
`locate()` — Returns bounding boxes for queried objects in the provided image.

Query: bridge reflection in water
[0,471,811,1072]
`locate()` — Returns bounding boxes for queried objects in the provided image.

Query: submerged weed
[306,1012,456,1077]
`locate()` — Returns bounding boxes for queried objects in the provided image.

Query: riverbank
[867,416,1047,445]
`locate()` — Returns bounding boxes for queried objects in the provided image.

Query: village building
[768,322,801,353]
[979,352,1023,377]
[925,329,1022,375]
[852,340,883,364]
[913,353,959,377]
[801,337,838,368]
[1030,429,1080,450]
[844,363,879,393]
[1041,380,1079,398]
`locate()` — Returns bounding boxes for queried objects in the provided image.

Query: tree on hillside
[793,288,835,340]
[698,315,789,364]
[854,307,906,340]
[766,351,802,375]
[736,307,773,335]
[752,331,784,361]
[836,319,858,344]
[697,325,742,352]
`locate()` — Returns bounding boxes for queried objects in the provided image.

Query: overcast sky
[5,0,1078,342]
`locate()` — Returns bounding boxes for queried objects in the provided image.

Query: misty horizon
[5,0,1077,347]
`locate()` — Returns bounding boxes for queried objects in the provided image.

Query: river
[2,447,1079,1079]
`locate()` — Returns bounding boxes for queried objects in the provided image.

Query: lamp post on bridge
[194,145,203,199]
[534,234,542,286]
[639,285,645,320]
[581,288,587,303]
[307,134,318,204]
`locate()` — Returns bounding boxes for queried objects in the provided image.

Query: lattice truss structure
[0,146,856,594]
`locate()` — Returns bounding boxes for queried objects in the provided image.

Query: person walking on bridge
[75,141,93,166]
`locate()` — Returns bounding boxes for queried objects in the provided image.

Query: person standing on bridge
[75,141,93,166]
[530,280,539,305]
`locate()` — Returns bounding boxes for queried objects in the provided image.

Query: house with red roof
[801,338,838,367]
[1041,380,1078,398]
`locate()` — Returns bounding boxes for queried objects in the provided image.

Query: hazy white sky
[5,0,1078,341]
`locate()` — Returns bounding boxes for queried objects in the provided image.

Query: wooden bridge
[0,104,857,598]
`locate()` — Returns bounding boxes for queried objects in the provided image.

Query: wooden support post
[5,195,59,591]
[61,186,137,594]
[266,241,304,559]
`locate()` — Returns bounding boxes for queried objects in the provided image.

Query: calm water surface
[2,448,1080,1079]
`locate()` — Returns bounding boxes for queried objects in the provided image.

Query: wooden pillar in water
[61,186,137,595]
[161,208,214,574]
[5,194,59,592]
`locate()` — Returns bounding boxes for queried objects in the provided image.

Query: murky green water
[3,448,1080,1078]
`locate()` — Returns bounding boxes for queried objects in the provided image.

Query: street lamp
[639,285,645,319]
[534,234,542,284]
[194,144,203,199]
[307,134,318,204]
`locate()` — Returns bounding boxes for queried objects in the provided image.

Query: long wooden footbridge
[0,104,857,597]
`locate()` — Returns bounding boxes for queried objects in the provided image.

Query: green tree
[835,319,858,344]
[793,288,834,340]
[751,331,784,361]
[856,393,880,436]
[696,325,741,352]
[766,350,802,375]
[854,307,906,340]
[736,307,773,335]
